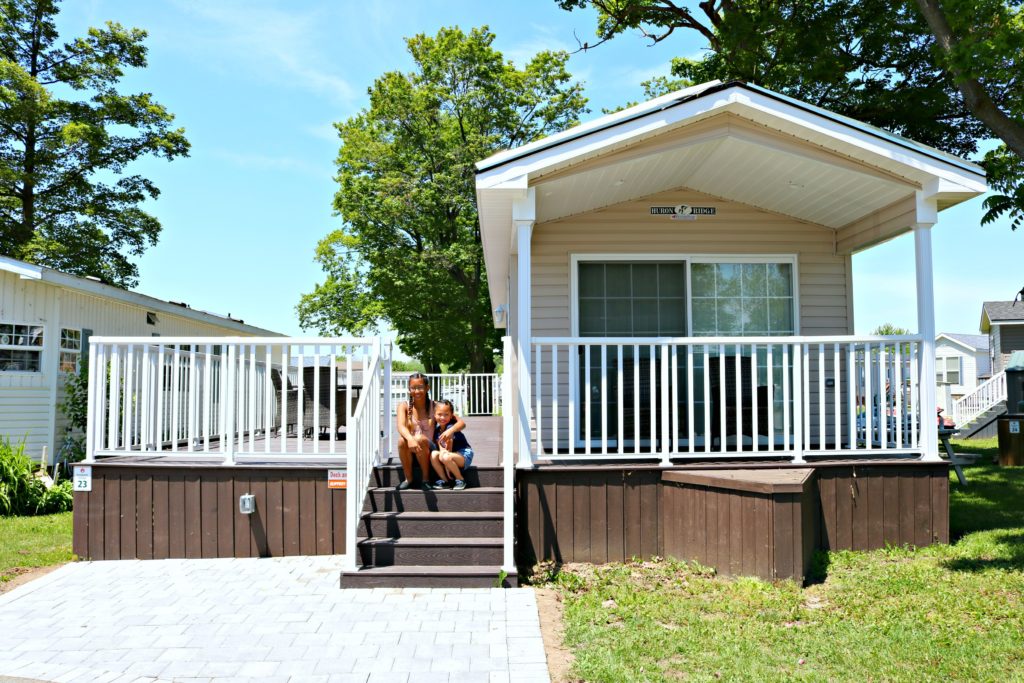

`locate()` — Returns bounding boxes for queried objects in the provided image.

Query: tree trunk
[915,0,1024,160]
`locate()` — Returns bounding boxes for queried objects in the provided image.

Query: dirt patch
[0,565,62,594]
[535,587,577,683]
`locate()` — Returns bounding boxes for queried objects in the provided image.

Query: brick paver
[0,558,550,683]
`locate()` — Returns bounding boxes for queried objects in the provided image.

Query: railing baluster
[584,344,591,457]
[617,345,625,455]
[108,344,121,451]
[703,344,711,453]
[846,343,855,450]
[125,344,135,449]
[188,347,198,452]
[766,344,774,453]
[601,345,608,456]
[910,342,919,449]
[660,343,670,462]
[650,343,657,452]
[686,344,695,455]
[734,344,742,452]
[878,344,888,450]
[833,344,841,450]
[633,343,640,456]
[718,343,726,452]
[750,343,758,453]
[817,343,825,451]
[782,343,790,453]
[895,343,904,448]
[552,344,559,456]
[865,343,873,451]
[534,344,542,455]
[204,344,212,452]
[669,344,677,456]
[568,343,576,456]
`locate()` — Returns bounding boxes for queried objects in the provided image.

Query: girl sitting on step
[429,399,474,490]
[396,374,465,490]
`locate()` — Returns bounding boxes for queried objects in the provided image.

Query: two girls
[395,373,471,490]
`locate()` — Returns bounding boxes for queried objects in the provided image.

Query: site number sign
[73,465,92,492]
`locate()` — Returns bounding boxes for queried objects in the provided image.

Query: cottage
[981,301,1024,374]
[0,256,278,462]
[75,81,987,585]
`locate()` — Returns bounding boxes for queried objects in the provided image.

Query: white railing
[952,370,1006,426]
[528,335,926,462]
[391,372,501,416]
[501,336,515,576]
[345,341,387,570]
[85,337,381,463]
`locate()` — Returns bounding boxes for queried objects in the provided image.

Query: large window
[0,323,44,372]
[578,262,686,336]
[690,262,794,336]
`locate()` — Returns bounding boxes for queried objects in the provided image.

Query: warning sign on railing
[327,469,347,489]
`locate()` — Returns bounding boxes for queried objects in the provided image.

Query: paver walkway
[0,557,550,683]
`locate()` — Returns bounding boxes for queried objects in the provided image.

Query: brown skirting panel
[516,468,662,566]
[816,463,949,550]
[516,462,949,581]
[72,464,347,560]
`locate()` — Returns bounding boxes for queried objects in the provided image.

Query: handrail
[952,370,1007,426]
[501,336,515,577]
[532,334,925,345]
[345,341,385,571]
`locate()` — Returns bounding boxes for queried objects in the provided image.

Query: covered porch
[477,80,988,469]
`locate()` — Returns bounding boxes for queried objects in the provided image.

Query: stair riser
[358,544,503,567]
[361,518,503,538]
[374,468,504,488]
[365,490,503,513]
[340,573,517,588]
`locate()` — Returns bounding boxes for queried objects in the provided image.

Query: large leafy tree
[558,0,1024,229]
[299,26,587,372]
[0,0,189,287]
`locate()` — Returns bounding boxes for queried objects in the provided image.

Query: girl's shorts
[456,447,474,468]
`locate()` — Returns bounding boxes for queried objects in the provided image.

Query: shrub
[0,437,73,516]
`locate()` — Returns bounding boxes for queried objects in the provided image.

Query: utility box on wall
[999,352,1024,467]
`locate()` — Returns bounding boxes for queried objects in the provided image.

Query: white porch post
[515,217,535,468]
[914,221,941,462]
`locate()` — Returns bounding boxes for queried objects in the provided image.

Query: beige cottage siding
[529,190,852,451]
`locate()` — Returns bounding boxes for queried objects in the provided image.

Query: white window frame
[0,321,45,374]
[936,354,962,385]
[59,328,82,373]
[566,253,800,447]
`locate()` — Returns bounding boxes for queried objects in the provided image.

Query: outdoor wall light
[239,493,255,515]
[493,304,507,325]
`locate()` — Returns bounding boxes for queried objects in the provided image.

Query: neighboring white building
[935,332,989,403]
[0,256,280,461]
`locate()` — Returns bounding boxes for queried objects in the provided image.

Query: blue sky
[56,0,1023,347]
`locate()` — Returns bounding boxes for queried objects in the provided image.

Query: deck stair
[956,400,1007,439]
[339,463,516,588]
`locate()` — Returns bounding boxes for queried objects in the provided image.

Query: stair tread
[363,511,503,519]
[358,536,503,546]
[377,463,503,470]
[344,565,512,576]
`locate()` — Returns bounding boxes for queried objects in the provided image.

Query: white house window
[0,323,44,372]
[60,329,82,372]
[578,262,686,336]
[936,356,961,384]
[691,262,794,335]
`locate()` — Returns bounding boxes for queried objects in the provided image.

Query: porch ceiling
[475,81,988,323]
[533,129,914,228]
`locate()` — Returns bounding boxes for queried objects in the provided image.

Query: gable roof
[475,80,987,322]
[0,255,281,336]
[937,333,988,352]
[980,300,1024,332]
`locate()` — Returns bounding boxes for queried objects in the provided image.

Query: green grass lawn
[0,512,74,585]
[537,464,1024,682]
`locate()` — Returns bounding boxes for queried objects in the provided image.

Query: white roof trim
[936,333,980,353]
[0,255,281,336]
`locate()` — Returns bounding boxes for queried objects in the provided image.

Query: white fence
[345,345,387,570]
[390,372,500,416]
[86,337,384,462]
[952,370,1006,426]
[528,335,926,461]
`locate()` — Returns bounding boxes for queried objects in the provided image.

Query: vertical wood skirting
[516,463,949,581]
[72,465,347,560]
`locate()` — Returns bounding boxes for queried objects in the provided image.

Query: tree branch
[914,0,1024,159]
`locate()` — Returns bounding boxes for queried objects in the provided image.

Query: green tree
[299,26,587,372]
[0,0,190,287]
[558,0,1024,229]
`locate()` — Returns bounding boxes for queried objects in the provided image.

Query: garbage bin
[998,351,1024,466]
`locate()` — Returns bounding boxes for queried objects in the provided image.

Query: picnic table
[939,427,968,486]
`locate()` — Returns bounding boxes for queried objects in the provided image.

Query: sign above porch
[650,204,717,220]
